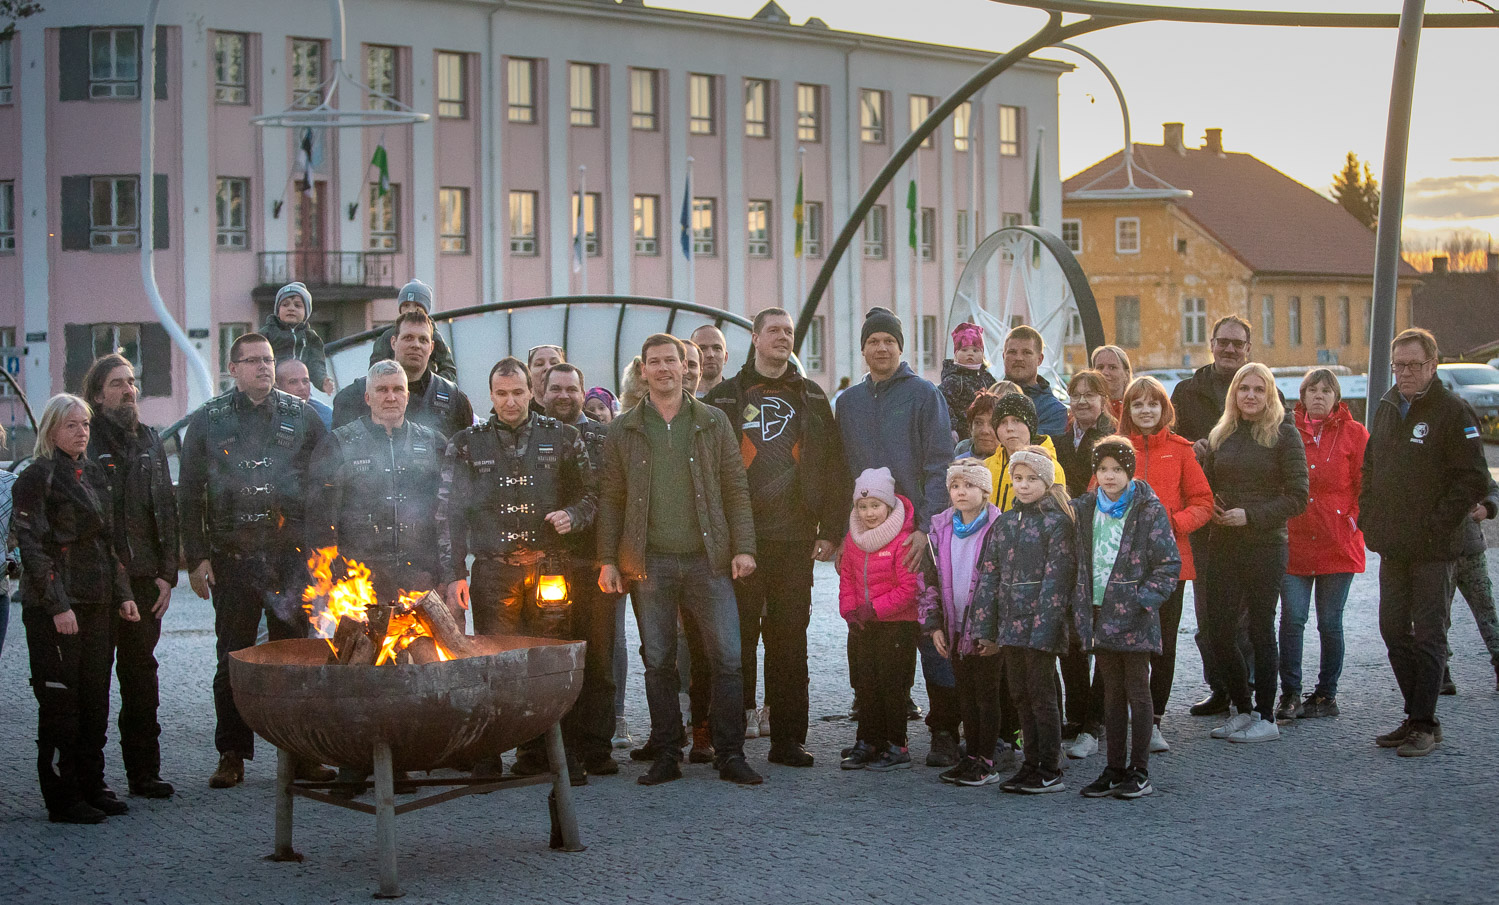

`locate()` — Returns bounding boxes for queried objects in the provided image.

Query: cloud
[1452,157,1499,163]
[1402,173,1499,220]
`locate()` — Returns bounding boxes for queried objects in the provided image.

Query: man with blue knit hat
[262,281,334,395]
[369,279,459,381]
[836,307,961,768]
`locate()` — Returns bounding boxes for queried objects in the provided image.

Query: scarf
[952,507,990,539]
[1097,480,1135,519]
[849,497,906,553]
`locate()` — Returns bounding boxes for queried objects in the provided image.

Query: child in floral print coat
[972,446,1077,794]
[1071,436,1181,800]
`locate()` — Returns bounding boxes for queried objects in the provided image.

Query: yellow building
[1062,124,1416,372]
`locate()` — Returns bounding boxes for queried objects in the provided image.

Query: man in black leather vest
[83,354,179,800]
[178,333,331,790]
[438,356,596,777]
[334,310,473,439]
[309,360,446,601]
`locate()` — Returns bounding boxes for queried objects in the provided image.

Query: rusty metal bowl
[229,636,584,773]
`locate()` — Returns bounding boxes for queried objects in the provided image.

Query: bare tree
[2,1,43,39]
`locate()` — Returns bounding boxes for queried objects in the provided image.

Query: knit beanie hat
[861,307,904,351]
[947,457,993,497]
[583,386,618,415]
[993,391,1038,438]
[951,322,985,353]
[853,466,898,510]
[397,279,434,312]
[1092,435,1138,478]
[275,281,312,317]
[1008,446,1056,488]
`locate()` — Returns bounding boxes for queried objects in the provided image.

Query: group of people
[9,276,1495,821]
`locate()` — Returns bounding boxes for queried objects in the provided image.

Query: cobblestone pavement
[2,546,1497,905]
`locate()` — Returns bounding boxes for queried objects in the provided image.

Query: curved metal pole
[1053,43,1135,188]
[989,0,1492,29]
[0,369,37,436]
[794,11,1128,353]
[142,0,216,406]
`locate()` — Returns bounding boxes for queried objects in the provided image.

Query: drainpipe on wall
[484,1,505,305]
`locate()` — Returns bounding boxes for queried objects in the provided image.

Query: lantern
[536,553,571,609]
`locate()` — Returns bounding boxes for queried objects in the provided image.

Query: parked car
[1436,363,1499,440]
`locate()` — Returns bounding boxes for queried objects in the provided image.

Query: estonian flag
[679,171,693,260]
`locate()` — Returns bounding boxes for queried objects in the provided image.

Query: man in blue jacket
[836,307,960,766]
[1001,325,1069,437]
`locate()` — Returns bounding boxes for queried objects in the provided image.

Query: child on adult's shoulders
[261,281,335,395]
[940,322,998,443]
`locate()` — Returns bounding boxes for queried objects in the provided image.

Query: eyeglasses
[233,356,276,366]
[1391,358,1433,374]
[1069,393,1102,404]
[1212,338,1248,351]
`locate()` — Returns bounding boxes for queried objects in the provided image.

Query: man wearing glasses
[179,333,331,790]
[1360,327,1489,757]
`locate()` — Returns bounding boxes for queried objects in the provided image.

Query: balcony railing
[258,252,396,289]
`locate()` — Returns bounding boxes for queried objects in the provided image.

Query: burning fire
[303,547,452,665]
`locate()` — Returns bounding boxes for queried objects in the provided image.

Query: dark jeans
[849,620,918,749]
[918,633,960,736]
[953,651,1004,763]
[732,541,814,746]
[679,608,712,727]
[211,551,309,758]
[1004,647,1062,773]
[1279,572,1353,698]
[1060,647,1104,736]
[0,589,10,656]
[24,602,114,812]
[1451,550,1499,667]
[634,552,745,760]
[1200,539,1286,720]
[115,576,166,784]
[1378,556,1455,730]
[1097,650,1152,773]
[1150,580,1187,719]
[1189,533,1254,692]
[567,575,621,763]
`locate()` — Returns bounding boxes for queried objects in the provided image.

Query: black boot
[1189,690,1230,717]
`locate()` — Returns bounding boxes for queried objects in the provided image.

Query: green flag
[793,168,805,259]
[371,144,391,198]
[907,179,918,250]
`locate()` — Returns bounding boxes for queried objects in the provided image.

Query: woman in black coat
[15,394,138,824]
[1199,364,1308,744]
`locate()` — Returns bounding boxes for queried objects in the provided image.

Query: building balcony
[254,251,398,303]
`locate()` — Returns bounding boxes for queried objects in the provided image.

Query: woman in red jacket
[1277,370,1367,721]
[1119,376,1213,751]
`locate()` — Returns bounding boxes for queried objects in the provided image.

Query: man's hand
[732,554,757,580]
[931,630,949,659]
[53,609,79,635]
[119,600,141,622]
[901,531,928,572]
[189,560,214,600]
[975,639,1000,657]
[811,540,836,562]
[445,579,471,612]
[152,578,172,618]
[544,510,573,535]
[599,565,626,595]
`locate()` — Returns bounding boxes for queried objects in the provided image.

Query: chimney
[1431,256,1449,274]
[1163,122,1185,156]
[1203,128,1224,156]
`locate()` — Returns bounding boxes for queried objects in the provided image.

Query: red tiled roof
[1064,142,1418,278]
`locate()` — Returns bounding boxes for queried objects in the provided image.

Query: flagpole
[914,150,924,377]
[970,90,982,318]
[578,165,588,296]
[796,146,806,326]
[686,156,696,306]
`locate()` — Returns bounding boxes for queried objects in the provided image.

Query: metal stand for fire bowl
[269,723,583,899]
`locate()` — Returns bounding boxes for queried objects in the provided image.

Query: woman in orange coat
[1119,376,1213,751]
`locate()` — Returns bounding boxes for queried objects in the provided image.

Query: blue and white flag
[572,193,585,275]
[679,172,693,260]
[1465,425,1481,440]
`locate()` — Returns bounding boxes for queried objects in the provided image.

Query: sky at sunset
[658,0,1499,252]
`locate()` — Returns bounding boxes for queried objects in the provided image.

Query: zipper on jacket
[388,432,398,557]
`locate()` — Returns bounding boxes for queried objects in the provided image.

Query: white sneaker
[611,717,632,750]
[757,706,771,738]
[1228,715,1281,744]
[1066,732,1098,759]
[745,709,760,739]
[1211,711,1254,739]
[1148,725,1171,753]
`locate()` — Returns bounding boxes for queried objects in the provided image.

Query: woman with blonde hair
[15,394,138,824]
[1090,345,1133,422]
[1199,363,1308,744]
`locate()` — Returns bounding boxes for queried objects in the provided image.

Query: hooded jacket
[261,311,330,388]
[837,493,919,625]
[970,493,1075,654]
[1129,429,1212,581]
[1070,480,1181,654]
[982,436,1068,512]
[938,359,997,441]
[918,503,1002,656]
[1286,402,1368,576]
[835,362,955,529]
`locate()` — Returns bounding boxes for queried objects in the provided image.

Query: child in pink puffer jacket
[838,467,921,773]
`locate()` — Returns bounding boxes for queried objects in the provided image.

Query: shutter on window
[61,176,92,251]
[153,174,169,249]
[153,26,168,101]
[140,323,172,397]
[59,27,90,101]
[64,324,94,393]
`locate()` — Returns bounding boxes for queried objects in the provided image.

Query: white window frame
[1115,217,1140,254]
[804,201,824,258]
[999,105,1020,156]
[805,315,825,371]
[90,28,140,99]
[921,315,938,370]
[746,200,771,257]
[508,190,537,255]
[368,182,399,251]
[919,207,936,262]
[0,181,15,251]
[437,52,467,119]
[91,176,139,248]
[689,74,715,135]
[1261,295,1275,347]
[691,198,717,257]
[1115,295,1141,348]
[0,36,12,104]
[909,95,933,148]
[953,101,972,152]
[508,58,536,123]
[1338,296,1351,346]
[569,62,598,127]
[1289,296,1303,346]
[213,32,247,105]
[744,78,769,138]
[1313,295,1327,346]
[291,39,323,108]
[218,322,249,391]
[796,83,821,142]
[630,68,658,131]
[439,187,469,254]
[633,194,659,255]
[366,45,398,111]
[956,210,970,262]
[1182,297,1207,346]
[215,177,248,249]
[1061,218,1081,253]
[860,89,884,144]
[571,191,602,256]
[863,204,887,259]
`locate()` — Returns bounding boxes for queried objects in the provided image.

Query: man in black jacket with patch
[335,310,473,439]
[83,354,179,800]
[1360,328,1489,757]
[706,308,849,767]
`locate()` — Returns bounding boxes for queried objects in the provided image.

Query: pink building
[3,0,1067,424]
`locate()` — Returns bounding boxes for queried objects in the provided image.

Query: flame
[302,547,453,664]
